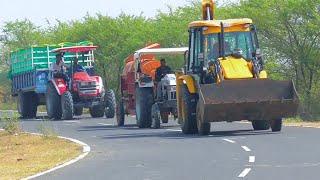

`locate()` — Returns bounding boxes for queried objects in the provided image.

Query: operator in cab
[155,59,172,100]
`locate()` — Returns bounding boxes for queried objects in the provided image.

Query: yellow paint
[178,75,197,93]
[175,71,184,123]
[219,57,254,79]
[259,70,268,79]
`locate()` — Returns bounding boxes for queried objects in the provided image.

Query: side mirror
[184,50,189,73]
[252,48,262,58]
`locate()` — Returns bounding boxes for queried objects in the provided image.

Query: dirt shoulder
[0,131,82,179]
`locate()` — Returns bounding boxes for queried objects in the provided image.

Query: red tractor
[47,45,115,120]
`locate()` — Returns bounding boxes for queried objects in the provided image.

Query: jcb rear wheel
[252,120,270,130]
[271,119,282,132]
[181,85,198,134]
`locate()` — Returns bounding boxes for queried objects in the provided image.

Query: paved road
[20,116,320,180]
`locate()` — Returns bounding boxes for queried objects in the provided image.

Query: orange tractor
[117,44,187,128]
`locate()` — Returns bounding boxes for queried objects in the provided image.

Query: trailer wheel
[197,103,211,135]
[252,120,270,130]
[18,92,38,119]
[151,104,161,129]
[46,83,62,120]
[74,107,83,116]
[135,87,153,128]
[271,118,282,132]
[181,85,198,134]
[116,100,125,126]
[61,91,73,120]
[90,105,105,118]
[161,112,169,124]
[105,89,116,118]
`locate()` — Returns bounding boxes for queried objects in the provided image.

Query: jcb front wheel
[271,119,282,132]
[180,85,198,134]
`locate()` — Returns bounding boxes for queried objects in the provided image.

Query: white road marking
[98,123,113,126]
[249,156,255,163]
[241,146,251,152]
[63,120,80,123]
[166,129,182,132]
[22,133,91,180]
[238,168,251,178]
[223,138,236,144]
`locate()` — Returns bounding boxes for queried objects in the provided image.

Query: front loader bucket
[197,79,299,122]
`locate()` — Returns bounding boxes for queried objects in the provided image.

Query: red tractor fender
[50,78,68,95]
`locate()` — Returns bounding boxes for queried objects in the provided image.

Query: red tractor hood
[73,72,97,82]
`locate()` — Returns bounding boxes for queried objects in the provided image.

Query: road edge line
[20,132,91,180]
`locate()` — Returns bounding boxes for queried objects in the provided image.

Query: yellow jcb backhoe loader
[176,0,299,135]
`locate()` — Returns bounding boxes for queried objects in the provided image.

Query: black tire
[105,89,116,118]
[161,112,169,124]
[74,107,83,116]
[151,104,161,129]
[61,91,73,120]
[135,87,153,128]
[271,118,282,132]
[46,83,62,120]
[181,85,198,134]
[90,105,105,118]
[18,92,38,119]
[116,100,125,126]
[252,120,270,130]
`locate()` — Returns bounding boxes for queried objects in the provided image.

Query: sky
[0,0,192,26]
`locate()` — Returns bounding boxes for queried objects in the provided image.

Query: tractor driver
[50,53,70,82]
[155,59,172,100]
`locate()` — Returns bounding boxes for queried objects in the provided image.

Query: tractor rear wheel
[161,112,169,124]
[181,85,198,134]
[105,89,116,118]
[151,104,161,129]
[46,83,62,120]
[61,91,73,120]
[252,120,270,130]
[271,118,282,132]
[116,100,125,126]
[135,87,153,128]
[90,105,105,118]
[18,92,38,119]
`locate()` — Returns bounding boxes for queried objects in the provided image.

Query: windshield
[204,32,255,61]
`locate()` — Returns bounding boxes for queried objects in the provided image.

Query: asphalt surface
[19,116,320,180]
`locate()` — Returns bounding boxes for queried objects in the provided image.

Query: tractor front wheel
[61,91,73,120]
[151,104,161,129]
[116,100,125,127]
[105,89,116,118]
[90,105,105,118]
